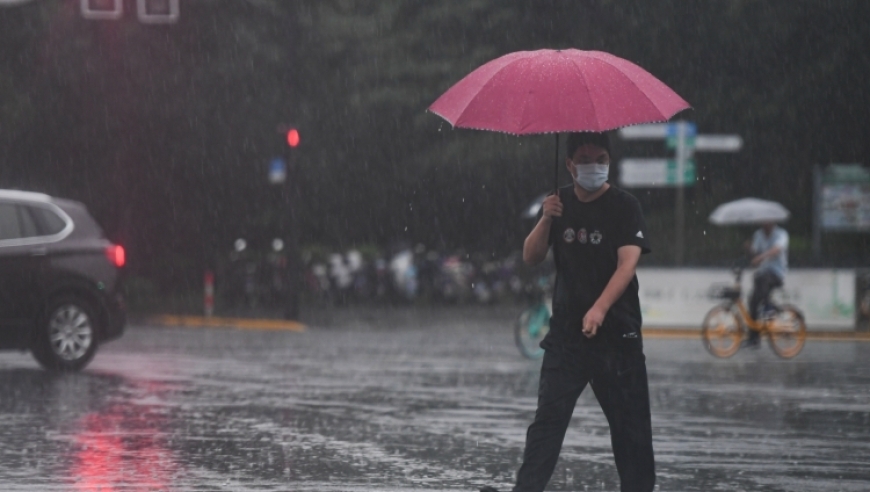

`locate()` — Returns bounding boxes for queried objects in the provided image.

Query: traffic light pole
[281,158,300,320]
[281,126,301,320]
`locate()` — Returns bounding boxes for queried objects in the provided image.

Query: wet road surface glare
[1,307,868,491]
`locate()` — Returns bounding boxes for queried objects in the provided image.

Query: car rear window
[0,203,69,241]
[0,203,19,240]
[31,206,67,235]
[18,206,39,237]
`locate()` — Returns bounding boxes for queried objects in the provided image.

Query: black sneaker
[479,487,501,492]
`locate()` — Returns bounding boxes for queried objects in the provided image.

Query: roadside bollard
[204,270,215,317]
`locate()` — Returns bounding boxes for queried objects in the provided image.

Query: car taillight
[106,245,125,268]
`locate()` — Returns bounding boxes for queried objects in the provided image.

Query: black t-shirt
[546,185,651,349]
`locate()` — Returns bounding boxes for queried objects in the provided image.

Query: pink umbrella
[429,49,690,188]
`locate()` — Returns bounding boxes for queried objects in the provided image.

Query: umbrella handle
[554,133,559,193]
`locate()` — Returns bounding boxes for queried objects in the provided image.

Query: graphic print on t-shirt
[547,186,651,347]
[590,230,602,245]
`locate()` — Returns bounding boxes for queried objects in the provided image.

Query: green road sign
[666,159,696,183]
[619,159,695,187]
[666,136,696,150]
[823,164,870,184]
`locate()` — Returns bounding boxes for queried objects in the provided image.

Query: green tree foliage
[0,0,867,292]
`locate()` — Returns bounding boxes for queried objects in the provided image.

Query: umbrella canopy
[429,49,690,135]
[708,198,791,226]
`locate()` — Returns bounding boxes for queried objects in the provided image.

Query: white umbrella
[708,198,790,225]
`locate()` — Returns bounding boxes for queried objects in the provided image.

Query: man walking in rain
[481,132,655,492]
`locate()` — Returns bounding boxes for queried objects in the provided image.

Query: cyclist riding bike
[744,220,789,348]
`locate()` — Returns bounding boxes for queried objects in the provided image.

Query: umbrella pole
[553,133,559,193]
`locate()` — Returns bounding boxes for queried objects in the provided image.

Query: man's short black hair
[566,132,611,159]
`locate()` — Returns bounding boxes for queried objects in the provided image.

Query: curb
[147,315,305,332]
[139,317,868,341]
[643,327,870,341]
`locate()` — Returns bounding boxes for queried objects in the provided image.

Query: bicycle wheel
[514,303,550,359]
[767,305,807,359]
[701,304,744,358]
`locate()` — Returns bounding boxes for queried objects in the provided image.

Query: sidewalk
[144,314,305,332]
[138,305,870,340]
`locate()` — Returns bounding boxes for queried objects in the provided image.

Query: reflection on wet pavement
[1,307,868,491]
[69,378,182,491]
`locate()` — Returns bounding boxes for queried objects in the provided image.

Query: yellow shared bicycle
[701,266,807,359]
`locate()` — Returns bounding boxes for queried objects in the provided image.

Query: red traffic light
[286,128,300,148]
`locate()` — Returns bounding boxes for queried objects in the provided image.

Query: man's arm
[751,231,787,266]
[523,194,562,265]
[751,245,783,266]
[581,245,642,338]
[523,216,552,265]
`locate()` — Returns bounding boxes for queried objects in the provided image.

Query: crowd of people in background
[218,243,555,312]
[302,244,557,307]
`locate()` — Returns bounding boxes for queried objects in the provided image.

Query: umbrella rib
[431,52,537,134]
[589,52,680,118]
[564,54,600,131]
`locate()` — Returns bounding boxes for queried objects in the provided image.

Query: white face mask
[573,163,609,191]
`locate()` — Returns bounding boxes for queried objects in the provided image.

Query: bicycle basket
[707,283,741,301]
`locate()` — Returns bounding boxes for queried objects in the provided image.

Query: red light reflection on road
[70,382,179,491]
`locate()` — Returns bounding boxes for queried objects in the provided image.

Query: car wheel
[32,296,99,372]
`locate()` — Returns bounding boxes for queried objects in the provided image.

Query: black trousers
[747,270,784,342]
[512,344,655,492]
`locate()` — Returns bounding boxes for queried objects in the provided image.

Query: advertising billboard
[821,164,870,232]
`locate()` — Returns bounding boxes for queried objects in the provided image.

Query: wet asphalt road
[1,306,869,492]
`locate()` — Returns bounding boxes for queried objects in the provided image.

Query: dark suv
[0,190,126,371]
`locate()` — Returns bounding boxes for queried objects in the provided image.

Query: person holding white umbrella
[709,198,790,348]
[744,220,790,347]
